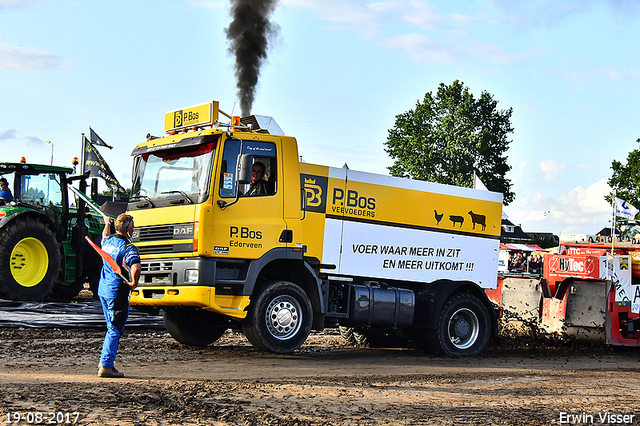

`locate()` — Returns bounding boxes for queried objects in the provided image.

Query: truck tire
[435,292,491,356]
[242,280,313,354]
[164,308,230,347]
[0,217,60,301]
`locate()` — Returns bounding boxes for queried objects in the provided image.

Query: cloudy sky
[1,0,639,237]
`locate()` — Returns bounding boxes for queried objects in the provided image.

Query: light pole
[45,139,54,165]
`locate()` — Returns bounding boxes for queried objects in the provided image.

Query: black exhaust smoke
[225,0,280,117]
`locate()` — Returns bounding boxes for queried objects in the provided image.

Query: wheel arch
[253,257,325,330]
[415,279,497,331]
[0,209,57,236]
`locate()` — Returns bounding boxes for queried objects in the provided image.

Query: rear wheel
[49,236,102,300]
[48,279,85,300]
[164,308,230,346]
[435,292,492,356]
[242,280,313,353]
[0,217,60,301]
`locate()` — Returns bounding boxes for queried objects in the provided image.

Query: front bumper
[130,286,250,319]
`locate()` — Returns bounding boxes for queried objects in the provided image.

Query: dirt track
[1,325,640,425]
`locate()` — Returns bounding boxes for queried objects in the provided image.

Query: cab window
[219,140,277,197]
[20,173,63,207]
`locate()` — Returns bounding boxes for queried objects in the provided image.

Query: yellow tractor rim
[10,237,49,287]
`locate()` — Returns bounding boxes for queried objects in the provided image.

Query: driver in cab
[0,178,13,202]
[246,161,268,196]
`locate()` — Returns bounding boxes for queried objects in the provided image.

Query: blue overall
[98,234,140,369]
[0,189,13,201]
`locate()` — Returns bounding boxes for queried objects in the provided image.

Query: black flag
[84,138,124,192]
[89,127,113,149]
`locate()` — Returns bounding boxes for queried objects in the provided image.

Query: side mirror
[238,154,253,185]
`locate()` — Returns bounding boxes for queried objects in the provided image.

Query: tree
[384,80,515,205]
[607,138,640,211]
[100,187,131,198]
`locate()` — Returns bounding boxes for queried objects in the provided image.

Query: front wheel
[242,280,313,353]
[435,292,492,356]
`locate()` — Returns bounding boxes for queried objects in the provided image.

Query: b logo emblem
[174,110,183,128]
[305,178,323,207]
[301,174,328,213]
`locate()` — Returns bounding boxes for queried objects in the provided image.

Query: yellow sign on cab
[164,101,219,132]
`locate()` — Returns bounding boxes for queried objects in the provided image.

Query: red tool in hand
[85,236,129,282]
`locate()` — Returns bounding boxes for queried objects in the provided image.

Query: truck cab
[128,104,321,353]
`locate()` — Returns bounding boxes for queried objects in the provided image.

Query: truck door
[214,137,287,259]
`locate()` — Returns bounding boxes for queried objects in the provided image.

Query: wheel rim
[265,295,302,341]
[10,237,49,287]
[447,307,479,350]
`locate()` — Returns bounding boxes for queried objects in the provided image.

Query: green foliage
[607,138,640,215]
[384,80,515,205]
[100,187,131,198]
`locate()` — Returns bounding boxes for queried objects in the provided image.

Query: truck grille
[137,243,193,255]
[138,245,174,255]
[137,225,174,241]
[132,223,194,243]
[141,261,174,273]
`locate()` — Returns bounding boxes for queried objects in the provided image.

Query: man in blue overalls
[97,213,140,378]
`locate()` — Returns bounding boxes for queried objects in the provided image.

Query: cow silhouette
[434,210,443,225]
[449,215,464,227]
[468,211,486,231]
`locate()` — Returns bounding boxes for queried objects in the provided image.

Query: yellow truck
[127,101,504,356]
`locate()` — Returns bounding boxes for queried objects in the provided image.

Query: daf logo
[174,227,193,236]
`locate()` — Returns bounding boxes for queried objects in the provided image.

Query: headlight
[184,269,199,284]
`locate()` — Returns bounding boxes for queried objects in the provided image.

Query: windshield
[130,141,215,208]
[20,173,63,207]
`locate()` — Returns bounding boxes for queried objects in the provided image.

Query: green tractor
[0,161,105,301]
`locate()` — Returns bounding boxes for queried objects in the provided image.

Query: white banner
[322,219,500,289]
[615,197,639,220]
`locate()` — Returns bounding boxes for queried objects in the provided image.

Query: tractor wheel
[0,217,61,301]
[339,326,397,348]
[48,278,85,300]
[339,326,363,346]
[434,292,492,356]
[87,269,101,298]
[164,308,230,347]
[50,240,103,300]
[242,280,313,353]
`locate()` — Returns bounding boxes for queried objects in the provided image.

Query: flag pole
[611,191,616,255]
[80,132,86,175]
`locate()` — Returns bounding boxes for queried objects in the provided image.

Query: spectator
[0,177,13,202]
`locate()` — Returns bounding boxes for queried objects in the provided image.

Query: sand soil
[1,324,640,425]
